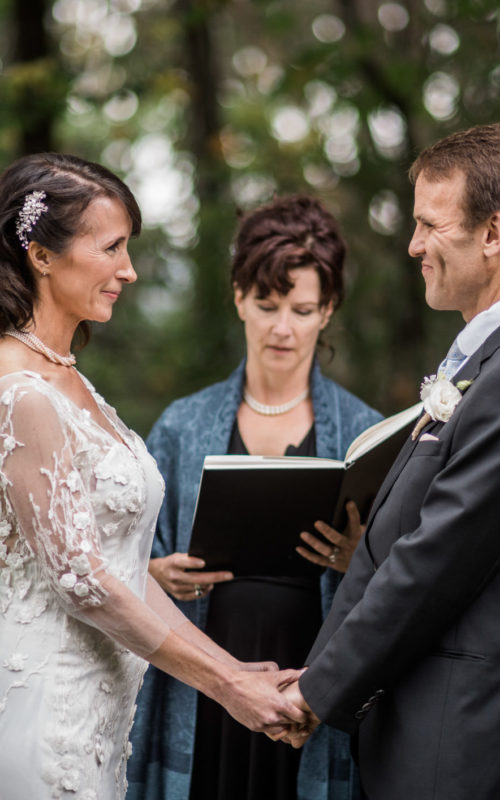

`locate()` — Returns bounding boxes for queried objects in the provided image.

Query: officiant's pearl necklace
[5,329,76,367]
[243,387,309,416]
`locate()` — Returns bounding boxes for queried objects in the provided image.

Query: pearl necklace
[244,387,309,416]
[5,329,76,367]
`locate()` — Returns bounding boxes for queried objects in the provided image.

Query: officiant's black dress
[189,422,323,800]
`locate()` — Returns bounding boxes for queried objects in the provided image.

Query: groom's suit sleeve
[299,353,500,734]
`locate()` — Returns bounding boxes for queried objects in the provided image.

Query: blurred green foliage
[1,0,500,435]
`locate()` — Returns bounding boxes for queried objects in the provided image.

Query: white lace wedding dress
[0,370,185,800]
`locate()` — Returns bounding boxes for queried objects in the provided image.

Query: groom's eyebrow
[414,213,433,225]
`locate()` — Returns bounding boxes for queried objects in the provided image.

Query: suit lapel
[365,424,432,528]
[365,325,500,530]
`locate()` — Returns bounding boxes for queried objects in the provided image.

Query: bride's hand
[218,668,308,733]
[295,501,364,573]
[236,660,279,672]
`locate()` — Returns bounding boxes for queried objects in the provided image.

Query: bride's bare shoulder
[0,337,43,378]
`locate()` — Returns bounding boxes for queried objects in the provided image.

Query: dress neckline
[0,369,136,453]
[229,420,316,457]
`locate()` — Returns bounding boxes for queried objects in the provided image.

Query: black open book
[188,402,423,577]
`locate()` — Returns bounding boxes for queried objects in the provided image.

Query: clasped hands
[222,662,319,747]
[267,674,321,748]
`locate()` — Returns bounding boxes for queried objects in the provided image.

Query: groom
[279,123,500,799]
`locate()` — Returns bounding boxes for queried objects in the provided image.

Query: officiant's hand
[296,501,364,573]
[149,553,233,601]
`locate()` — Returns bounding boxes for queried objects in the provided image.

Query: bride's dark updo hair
[231,194,346,310]
[0,152,141,343]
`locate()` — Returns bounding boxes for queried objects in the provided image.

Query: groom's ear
[483,211,500,258]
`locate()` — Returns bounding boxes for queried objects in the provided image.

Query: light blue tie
[438,339,467,380]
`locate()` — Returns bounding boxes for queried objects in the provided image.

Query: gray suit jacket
[300,325,500,800]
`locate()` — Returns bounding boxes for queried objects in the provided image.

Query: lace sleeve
[0,378,185,658]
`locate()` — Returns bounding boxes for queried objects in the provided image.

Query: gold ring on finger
[194,584,203,598]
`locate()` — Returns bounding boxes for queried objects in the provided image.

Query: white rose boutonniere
[421,374,463,421]
[411,374,473,440]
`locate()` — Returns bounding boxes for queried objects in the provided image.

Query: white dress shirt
[449,300,500,377]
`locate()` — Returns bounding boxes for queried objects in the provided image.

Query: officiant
[127,194,381,800]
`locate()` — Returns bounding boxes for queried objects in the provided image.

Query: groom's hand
[267,678,321,748]
[219,667,309,733]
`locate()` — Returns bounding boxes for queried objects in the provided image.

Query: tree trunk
[177,0,236,381]
[13,0,54,153]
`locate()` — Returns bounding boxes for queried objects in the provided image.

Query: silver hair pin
[16,190,48,250]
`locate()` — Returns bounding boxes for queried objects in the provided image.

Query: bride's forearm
[148,629,233,700]
[145,573,240,666]
[147,630,307,733]
[174,619,242,666]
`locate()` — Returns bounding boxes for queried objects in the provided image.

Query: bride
[0,153,305,800]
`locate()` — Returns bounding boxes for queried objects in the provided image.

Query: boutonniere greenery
[411,374,474,440]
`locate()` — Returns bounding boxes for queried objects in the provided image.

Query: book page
[345,401,423,463]
[203,455,345,469]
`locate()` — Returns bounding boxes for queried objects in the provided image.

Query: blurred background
[1,0,499,436]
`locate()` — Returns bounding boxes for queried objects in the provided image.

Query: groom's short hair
[409,123,500,230]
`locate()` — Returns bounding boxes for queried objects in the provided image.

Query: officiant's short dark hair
[231,195,346,310]
[409,123,500,231]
